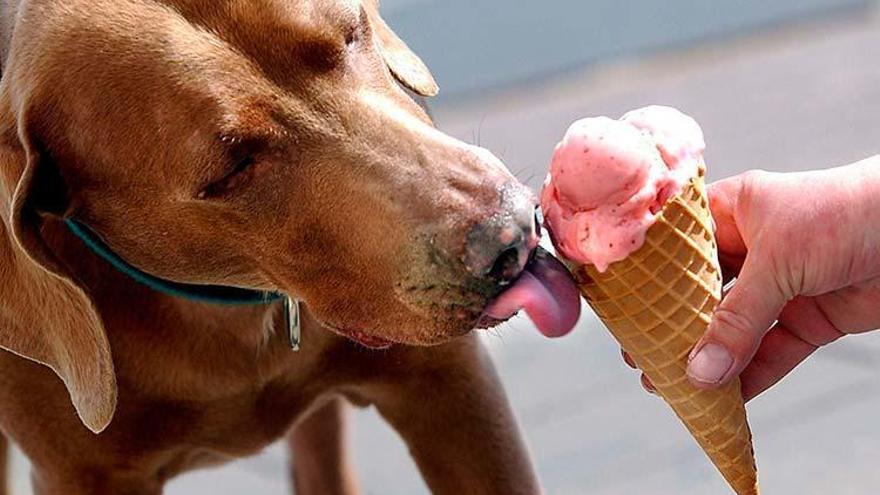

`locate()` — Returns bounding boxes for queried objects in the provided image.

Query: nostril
[488,246,525,284]
[464,182,538,280]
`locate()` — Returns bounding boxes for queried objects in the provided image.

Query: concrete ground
[383,0,871,99]
[9,8,880,495]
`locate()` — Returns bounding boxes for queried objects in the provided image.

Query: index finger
[708,177,748,283]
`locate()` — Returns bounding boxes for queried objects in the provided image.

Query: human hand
[627,155,880,400]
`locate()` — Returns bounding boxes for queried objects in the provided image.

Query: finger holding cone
[541,106,759,495]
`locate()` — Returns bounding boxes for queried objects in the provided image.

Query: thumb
[687,254,789,388]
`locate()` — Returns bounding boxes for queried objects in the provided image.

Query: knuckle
[737,171,768,216]
[740,169,772,188]
[711,306,762,353]
[640,374,656,394]
[738,170,769,202]
[771,252,801,298]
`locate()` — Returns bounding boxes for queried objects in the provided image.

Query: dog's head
[0,0,579,432]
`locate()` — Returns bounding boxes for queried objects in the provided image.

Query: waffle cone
[568,166,759,495]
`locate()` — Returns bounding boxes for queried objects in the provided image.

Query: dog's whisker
[485,324,509,343]
[511,166,537,184]
[476,115,488,148]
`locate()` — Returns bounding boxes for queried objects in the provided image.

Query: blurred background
[11,0,880,493]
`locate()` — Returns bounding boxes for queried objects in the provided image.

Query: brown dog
[0,1,580,494]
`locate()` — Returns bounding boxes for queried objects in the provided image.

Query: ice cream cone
[568,164,759,495]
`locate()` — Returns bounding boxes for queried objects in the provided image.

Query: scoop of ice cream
[551,117,656,211]
[541,106,705,271]
[622,105,706,183]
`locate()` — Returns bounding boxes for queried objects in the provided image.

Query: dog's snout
[486,246,525,282]
[465,183,540,283]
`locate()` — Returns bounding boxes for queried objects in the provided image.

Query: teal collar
[64,218,301,350]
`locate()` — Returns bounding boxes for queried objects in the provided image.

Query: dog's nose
[465,183,540,283]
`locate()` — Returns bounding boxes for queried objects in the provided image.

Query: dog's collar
[64,218,301,350]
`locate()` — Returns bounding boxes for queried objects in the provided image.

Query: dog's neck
[61,218,303,348]
[63,219,286,306]
[36,217,348,399]
[42,218,285,348]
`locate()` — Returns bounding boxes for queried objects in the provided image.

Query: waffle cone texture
[567,167,759,495]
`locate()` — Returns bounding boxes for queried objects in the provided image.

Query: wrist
[839,155,880,276]
[845,155,880,211]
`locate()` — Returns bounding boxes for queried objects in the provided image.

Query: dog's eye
[198,156,257,199]
[344,28,358,46]
[344,22,361,46]
[345,6,369,46]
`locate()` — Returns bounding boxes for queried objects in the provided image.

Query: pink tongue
[484,251,581,338]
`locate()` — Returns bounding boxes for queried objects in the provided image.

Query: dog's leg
[288,396,361,495]
[0,433,7,495]
[29,468,161,495]
[364,333,541,495]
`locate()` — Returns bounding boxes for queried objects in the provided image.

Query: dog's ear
[364,0,439,97]
[0,103,117,434]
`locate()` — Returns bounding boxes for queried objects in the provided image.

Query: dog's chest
[0,341,326,479]
[122,381,310,456]
[103,358,327,478]
[107,325,340,460]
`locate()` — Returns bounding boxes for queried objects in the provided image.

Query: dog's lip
[475,314,510,329]
[326,324,395,350]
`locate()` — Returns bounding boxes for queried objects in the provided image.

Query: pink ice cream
[540,106,706,272]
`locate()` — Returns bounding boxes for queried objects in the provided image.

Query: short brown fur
[0,1,540,493]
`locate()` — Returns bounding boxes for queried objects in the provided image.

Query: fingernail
[687,343,733,384]
[622,349,637,369]
[640,374,656,395]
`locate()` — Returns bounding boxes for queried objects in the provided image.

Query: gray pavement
[383,0,871,100]
[9,9,880,495]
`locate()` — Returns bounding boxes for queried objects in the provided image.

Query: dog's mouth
[322,249,580,349]
[344,329,395,350]
[325,324,395,350]
[477,248,581,338]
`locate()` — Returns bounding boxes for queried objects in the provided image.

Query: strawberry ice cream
[540,106,706,271]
